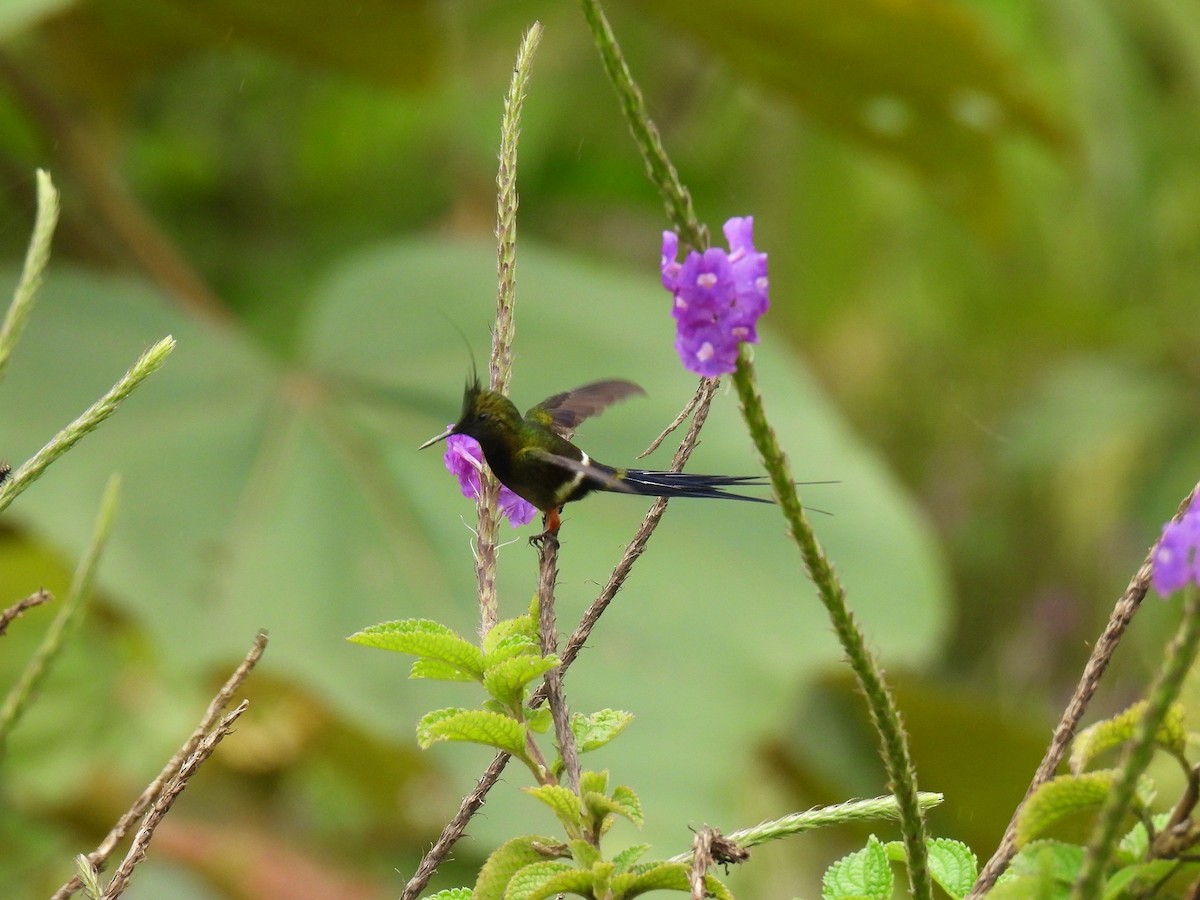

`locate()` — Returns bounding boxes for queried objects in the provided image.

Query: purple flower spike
[661,216,768,376]
[444,432,538,527]
[1152,496,1200,596]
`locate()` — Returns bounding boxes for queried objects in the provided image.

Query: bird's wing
[524,447,636,494]
[525,380,646,439]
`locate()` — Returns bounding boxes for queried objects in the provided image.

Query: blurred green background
[1,0,1197,896]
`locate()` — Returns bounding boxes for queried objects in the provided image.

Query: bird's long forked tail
[616,468,775,503]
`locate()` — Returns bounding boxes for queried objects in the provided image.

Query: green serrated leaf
[525,784,584,832]
[416,708,526,755]
[526,706,552,734]
[410,658,477,682]
[483,654,559,709]
[568,838,601,868]
[611,784,644,827]
[1102,859,1193,900]
[1071,701,1188,773]
[503,860,591,900]
[1016,771,1131,847]
[612,861,732,899]
[1003,839,1084,894]
[570,708,634,754]
[426,890,472,900]
[926,838,978,899]
[822,834,893,900]
[579,769,609,796]
[483,633,543,670]
[482,611,538,656]
[348,618,485,680]
[1117,812,1171,864]
[473,835,565,900]
[612,843,651,872]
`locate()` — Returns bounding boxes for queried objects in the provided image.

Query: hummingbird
[418,376,772,540]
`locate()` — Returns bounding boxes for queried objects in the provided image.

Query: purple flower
[443,432,538,527]
[1152,496,1200,595]
[661,216,769,376]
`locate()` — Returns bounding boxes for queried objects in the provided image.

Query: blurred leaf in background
[0,0,1195,896]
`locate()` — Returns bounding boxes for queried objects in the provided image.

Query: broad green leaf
[482,612,539,656]
[1116,813,1171,865]
[612,861,733,899]
[822,834,893,900]
[610,784,644,828]
[409,657,477,682]
[611,843,651,873]
[926,838,979,899]
[567,839,601,869]
[579,769,609,797]
[474,835,565,900]
[525,784,584,833]
[426,891,472,900]
[482,654,559,709]
[882,838,977,898]
[348,619,484,680]
[0,241,949,852]
[416,708,525,756]
[503,860,589,900]
[1005,840,1084,887]
[526,706,552,734]
[1070,701,1187,773]
[1017,771,1127,847]
[1102,860,1196,900]
[483,632,542,670]
[570,708,634,754]
[642,0,1066,227]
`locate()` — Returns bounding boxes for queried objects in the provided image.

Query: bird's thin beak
[418,425,455,450]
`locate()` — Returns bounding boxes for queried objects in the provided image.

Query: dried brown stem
[969,483,1200,896]
[0,588,51,637]
[99,701,249,899]
[537,536,580,793]
[639,379,705,459]
[689,826,715,900]
[399,377,719,898]
[52,631,268,899]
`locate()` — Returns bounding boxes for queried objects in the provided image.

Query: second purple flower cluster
[661,216,769,377]
[1153,495,1200,595]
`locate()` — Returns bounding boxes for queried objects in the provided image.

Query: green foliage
[525,784,585,834]
[992,840,1083,899]
[1069,701,1188,772]
[821,834,978,900]
[474,836,568,900]
[570,708,634,754]
[882,837,977,899]
[1015,770,1146,847]
[822,834,892,900]
[416,707,528,757]
[426,891,472,900]
[613,861,732,899]
[348,619,487,681]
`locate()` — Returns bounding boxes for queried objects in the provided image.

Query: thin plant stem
[476,22,543,637]
[0,168,58,383]
[0,588,52,637]
[0,475,119,746]
[52,631,268,899]
[970,482,1200,896]
[98,701,250,899]
[537,536,580,793]
[1071,586,1200,898]
[730,349,933,900]
[0,337,175,516]
[578,0,706,252]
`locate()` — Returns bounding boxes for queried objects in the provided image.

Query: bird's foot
[529,507,563,548]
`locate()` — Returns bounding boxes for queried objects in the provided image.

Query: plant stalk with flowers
[351,2,1200,898]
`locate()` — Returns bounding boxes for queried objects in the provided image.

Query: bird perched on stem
[419,376,772,543]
